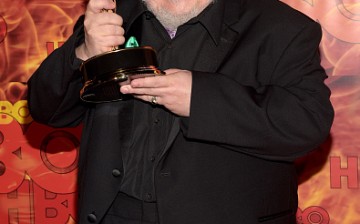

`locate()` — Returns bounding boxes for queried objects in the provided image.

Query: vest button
[87,213,97,223]
[112,169,122,177]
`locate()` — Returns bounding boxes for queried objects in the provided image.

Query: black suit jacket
[27,0,334,223]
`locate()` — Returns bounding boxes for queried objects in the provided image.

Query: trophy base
[79,46,163,103]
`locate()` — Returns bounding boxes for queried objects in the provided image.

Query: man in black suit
[27,0,334,223]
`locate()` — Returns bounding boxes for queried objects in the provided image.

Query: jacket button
[146,193,153,201]
[112,169,121,177]
[87,213,97,223]
[160,172,171,177]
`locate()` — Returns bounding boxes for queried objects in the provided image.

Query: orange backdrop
[0,0,359,223]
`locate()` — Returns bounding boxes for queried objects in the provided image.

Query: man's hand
[120,69,192,117]
[75,0,125,60]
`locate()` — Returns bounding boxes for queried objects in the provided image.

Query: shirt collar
[184,1,225,45]
[119,0,148,33]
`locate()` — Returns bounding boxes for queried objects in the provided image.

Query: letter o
[24,122,82,193]
[302,206,330,224]
[40,130,79,174]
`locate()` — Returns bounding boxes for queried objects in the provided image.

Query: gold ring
[100,8,115,13]
[151,96,157,105]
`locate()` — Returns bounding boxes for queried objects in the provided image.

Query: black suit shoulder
[246,0,319,29]
[223,0,321,42]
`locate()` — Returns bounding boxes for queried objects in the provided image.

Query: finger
[120,85,158,96]
[133,95,161,105]
[86,12,123,27]
[90,36,125,50]
[84,19,118,39]
[87,0,116,14]
[90,0,116,12]
[94,24,124,36]
[130,76,167,88]
[100,13,123,26]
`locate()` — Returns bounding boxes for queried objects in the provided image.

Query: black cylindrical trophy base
[79,46,163,103]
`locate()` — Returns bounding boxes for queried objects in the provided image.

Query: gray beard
[143,0,213,31]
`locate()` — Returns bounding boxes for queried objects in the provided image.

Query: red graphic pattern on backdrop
[0,15,6,43]
[1,0,360,223]
[0,1,84,223]
[0,114,82,223]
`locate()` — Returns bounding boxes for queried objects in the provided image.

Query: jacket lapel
[159,0,256,159]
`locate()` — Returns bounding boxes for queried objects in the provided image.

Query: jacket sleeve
[181,21,334,161]
[27,16,88,128]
